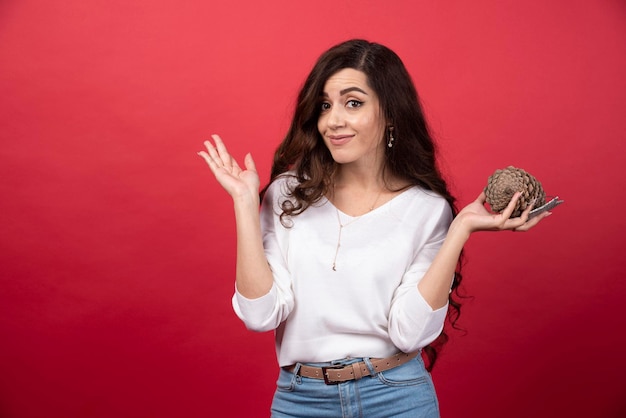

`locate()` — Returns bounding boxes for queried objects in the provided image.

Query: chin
[328,152,354,165]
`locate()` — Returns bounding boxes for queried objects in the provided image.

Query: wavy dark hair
[262,39,464,371]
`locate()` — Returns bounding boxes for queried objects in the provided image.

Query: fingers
[499,192,522,220]
[197,148,218,172]
[198,134,234,173]
[517,199,535,224]
[244,153,257,172]
[513,210,551,232]
[202,134,232,172]
[198,135,257,180]
[198,146,221,179]
[474,191,487,205]
[511,197,539,231]
[462,188,552,234]
[498,193,545,231]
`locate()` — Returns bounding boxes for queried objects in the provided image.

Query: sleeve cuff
[232,283,279,331]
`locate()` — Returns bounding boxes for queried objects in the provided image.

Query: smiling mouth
[328,135,354,146]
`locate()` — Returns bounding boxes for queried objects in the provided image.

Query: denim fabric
[270,354,439,418]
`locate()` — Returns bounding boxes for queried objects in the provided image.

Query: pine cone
[484,166,546,217]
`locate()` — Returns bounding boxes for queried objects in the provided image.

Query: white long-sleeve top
[232,175,453,367]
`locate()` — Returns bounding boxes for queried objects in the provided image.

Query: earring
[387,126,395,148]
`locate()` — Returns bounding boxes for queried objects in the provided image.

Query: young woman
[199,39,549,418]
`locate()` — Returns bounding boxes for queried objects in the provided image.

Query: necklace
[331,211,362,271]
[331,188,384,271]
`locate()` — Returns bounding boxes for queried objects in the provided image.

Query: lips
[328,134,354,146]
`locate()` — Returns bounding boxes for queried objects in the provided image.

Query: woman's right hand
[199,135,273,299]
[198,134,260,203]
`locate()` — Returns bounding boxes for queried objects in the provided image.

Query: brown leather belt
[285,351,420,385]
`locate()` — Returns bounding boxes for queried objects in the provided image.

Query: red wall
[1,1,625,417]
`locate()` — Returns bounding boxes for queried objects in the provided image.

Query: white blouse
[232,175,452,367]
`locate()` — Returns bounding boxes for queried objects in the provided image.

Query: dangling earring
[387,126,395,148]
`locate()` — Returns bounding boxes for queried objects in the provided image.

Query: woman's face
[317,68,386,169]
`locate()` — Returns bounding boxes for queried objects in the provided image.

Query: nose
[326,105,345,129]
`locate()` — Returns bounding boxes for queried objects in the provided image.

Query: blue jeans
[270,354,440,418]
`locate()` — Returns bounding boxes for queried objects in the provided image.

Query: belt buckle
[321,365,344,385]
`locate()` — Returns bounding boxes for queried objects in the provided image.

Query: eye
[320,102,331,112]
[346,100,363,108]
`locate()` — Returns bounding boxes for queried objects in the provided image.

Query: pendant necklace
[331,189,384,271]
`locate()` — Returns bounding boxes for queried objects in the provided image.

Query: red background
[1,1,625,417]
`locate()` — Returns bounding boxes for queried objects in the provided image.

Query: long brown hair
[263,39,464,371]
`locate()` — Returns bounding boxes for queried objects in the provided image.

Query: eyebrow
[322,87,369,97]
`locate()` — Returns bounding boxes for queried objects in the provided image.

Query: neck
[333,163,385,192]
[330,164,394,217]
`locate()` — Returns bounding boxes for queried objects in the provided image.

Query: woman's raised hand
[198,134,260,203]
[454,191,551,235]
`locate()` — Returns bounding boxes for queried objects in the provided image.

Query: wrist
[232,192,260,210]
[447,216,472,243]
